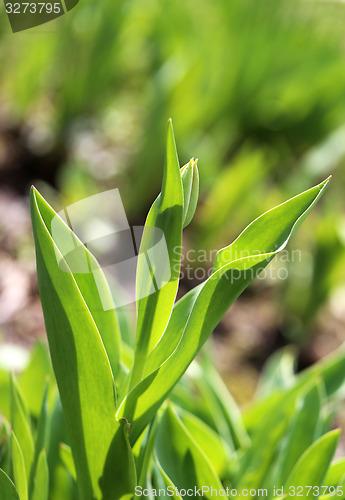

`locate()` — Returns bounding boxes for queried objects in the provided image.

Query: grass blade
[130,119,184,388]
[11,431,28,500]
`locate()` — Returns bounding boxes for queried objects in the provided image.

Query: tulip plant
[0,121,344,500]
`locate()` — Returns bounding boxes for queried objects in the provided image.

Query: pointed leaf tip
[181,158,199,228]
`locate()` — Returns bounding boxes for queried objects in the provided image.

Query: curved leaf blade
[285,430,340,496]
[120,178,330,442]
[31,187,119,500]
[12,431,28,500]
[10,376,34,483]
[213,177,330,271]
[130,119,184,387]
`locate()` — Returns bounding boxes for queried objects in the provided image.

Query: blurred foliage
[1,0,345,352]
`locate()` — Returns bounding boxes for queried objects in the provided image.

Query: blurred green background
[0,0,345,403]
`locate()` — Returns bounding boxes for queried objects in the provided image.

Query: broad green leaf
[122,252,273,442]
[130,119,184,388]
[285,430,340,496]
[31,450,49,500]
[31,188,123,500]
[120,178,329,442]
[60,443,77,481]
[181,158,199,228]
[31,190,121,379]
[154,404,224,499]
[12,431,28,500]
[0,468,20,500]
[68,259,122,380]
[274,382,323,486]
[10,376,34,482]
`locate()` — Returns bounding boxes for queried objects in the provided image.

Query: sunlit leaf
[130,119,184,388]
[285,430,340,497]
[31,187,133,500]
[120,179,330,442]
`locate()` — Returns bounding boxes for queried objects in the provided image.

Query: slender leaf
[130,119,184,388]
[213,177,330,271]
[285,430,340,496]
[10,376,34,482]
[143,284,202,378]
[60,443,77,481]
[120,179,329,442]
[31,187,126,500]
[274,382,324,486]
[181,158,199,228]
[12,431,28,500]
[31,450,49,500]
[29,384,49,497]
